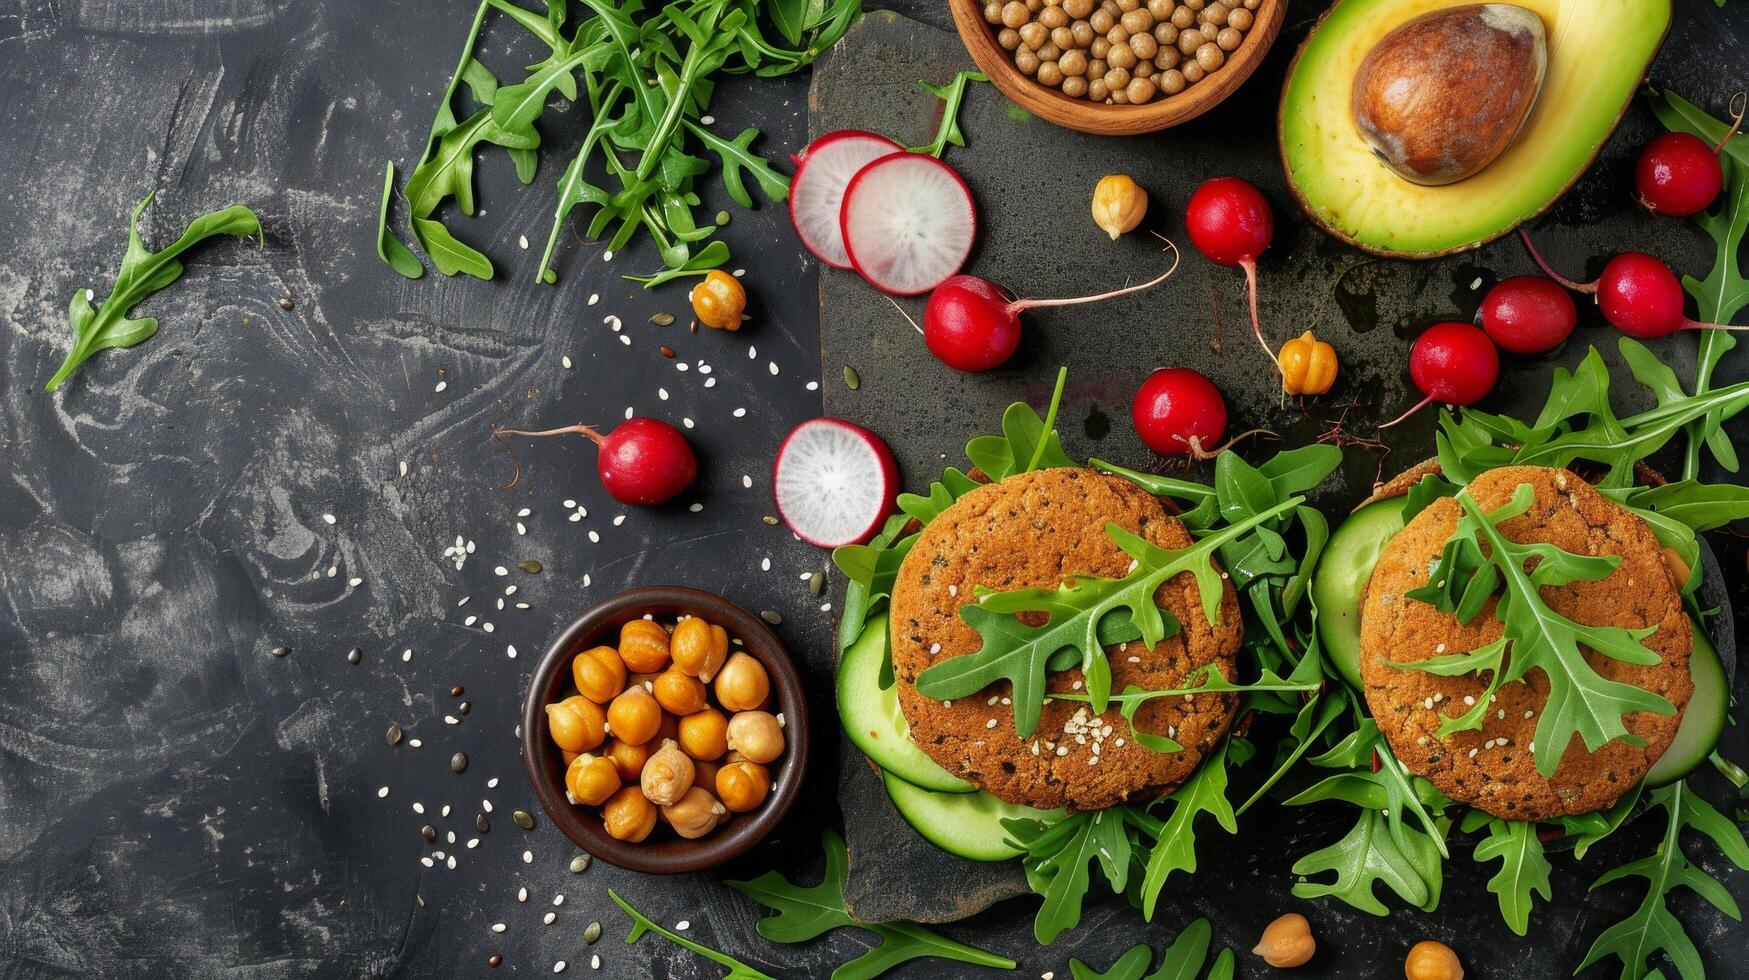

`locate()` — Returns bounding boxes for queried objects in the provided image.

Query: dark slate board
[817,3,1749,975]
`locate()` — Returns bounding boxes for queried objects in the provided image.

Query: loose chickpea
[726,711,786,764]
[1170,4,1195,28]
[717,761,773,812]
[1134,60,1157,80]
[1216,26,1242,50]
[679,708,729,761]
[984,0,1005,22]
[640,739,695,806]
[691,269,746,331]
[1070,19,1094,44]
[1125,75,1157,104]
[1059,49,1088,75]
[1062,75,1088,97]
[1182,60,1205,83]
[607,685,663,746]
[1089,8,1113,31]
[1116,0,1140,11]
[1037,41,1062,61]
[1154,21,1178,44]
[618,619,671,673]
[1195,41,1224,71]
[1015,48,1040,75]
[1100,0,1120,15]
[601,786,658,842]
[547,695,607,753]
[1252,913,1316,968]
[1120,8,1153,32]
[1177,27,1203,54]
[693,758,722,793]
[572,645,626,704]
[1001,0,1029,27]
[1103,66,1131,91]
[1026,0,1043,11]
[565,752,621,806]
[1228,6,1252,29]
[1110,89,1129,104]
[1051,25,1075,48]
[1038,5,1067,28]
[998,27,1022,50]
[1129,31,1157,58]
[1159,67,1186,94]
[1037,61,1064,87]
[1147,0,1173,17]
[1065,0,1094,16]
[1107,42,1137,69]
[604,738,651,781]
[714,652,770,712]
[653,667,708,716]
[1183,0,1204,9]
[1089,36,1110,58]
[1404,941,1463,980]
[1087,77,1110,101]
[661,786,728,839]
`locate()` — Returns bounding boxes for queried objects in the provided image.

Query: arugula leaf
[1577,781,1749,980]
[1005,807,1134,945]
[684,120,791,207]
[376,161,424,279]
[1135,740,1239,919]
[610,888,776,979]
[1291,806,1445,915]
[1068,918,1217,980]
[1546,781,1642,861]
[47,193,262,392]
[966,368,1075,479]
[917,497,1302,736]
[1471,817,1552,936]
[412,216,495,279]
[728,830,1016,979]
[909,70,990,158]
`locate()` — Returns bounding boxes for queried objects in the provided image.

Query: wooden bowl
[520,585,809,874]
[948,0,1286,135]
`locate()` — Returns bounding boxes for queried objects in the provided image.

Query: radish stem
[1006,239,1180,314]
[1379,394,1436,430]
[1518,230,1595,293]
[1713,91,1747,154]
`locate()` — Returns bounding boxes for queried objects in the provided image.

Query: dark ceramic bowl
[521,585,809,874]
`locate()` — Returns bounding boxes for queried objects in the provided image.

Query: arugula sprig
[610,888,776,979]
[1067,917,1232,980]
[47,193,262,392]
[726,830,1016,979]
[908,70,989,159]
[1577,780,1749,980]
[1459,811,1552,937]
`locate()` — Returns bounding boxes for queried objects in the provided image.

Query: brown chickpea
[1120,8,1153,32]
[1001,0,1029,27]
[565,752,621,806]
[1155,46,1179,69]
[1014,48,1040,75]
[652,667,708,716]
[546,695,607,753]
[1062,75,1088,97]
[679,708,729,760]
[1147,0,1173,17]
[1105,23,1129,45]
[1018,21,1047,49]
[1107,42,1137,69]
[661,786,727,839]
[1195,41,1223,71]
[1182,60,1205,82]
[640,739,695,806]
[1087,56,1107,77]
[1026,0,1043,11]
[561,748,581,767]
[1170,4,1195,27]
[1228,6,1252,29]
[716,761,772,813]
[1159,67,1187,94]
[604,738,651,781]
[998,27,1022,50]
[618,619,671,673]
[1089,36,1110,58]
[1116,0,1140,10]
[1125,75,1157,104]
[1036,61,1064,86]
[1246,0,1259,8]
[1183,0,1203,8]
[1089,8,1113,32]
[1099,0,1120,14]
[1087,77,1110,101]
[726,711,786,764]
[571,646,626,704]
[1051,25,1075,48]
[1071,19,1095,45]
[1103,66,1131,90]
[601,786,658,842]
[1129,31,1157,58]
[1038,5,1067,28]
[1154,21,1178,44]
[1059,49,1088,75]
[984,0,1005,22]
[1065,0,1094,14]
[1109,89,1129,104]
[1201,1,1228,25]
[1037,41,1062,61]
[669,618,724,679]
[714,653,770,712]
[1216,26,1242,50]
[1177,27,1203,55]
[607,685,662,746]
[1134,59,1156,79]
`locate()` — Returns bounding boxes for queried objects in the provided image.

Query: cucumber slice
[1312,498,1407,691]
[882,770,1064,862]
[838,614,975,793]
[1647,624,1727,787]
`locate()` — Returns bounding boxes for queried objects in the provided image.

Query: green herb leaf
[47,193,262,392]
[376,162,425,280]
[610,888,776,979]
[412,216,495,280]
[1472,817,1552,936]
[1291,805,1444,916]
[1068,919,1216,980]
[1135,740,1239,919]
[909,70,989,158]
[1004,807,1135,944]
[684,120,791,208]
[727,830,1017,979]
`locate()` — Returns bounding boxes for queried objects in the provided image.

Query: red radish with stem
[773,418,898,547]
[1478,276,1577,354]
[788,130,903,268]
[841,152,977,295]
[492,417,697,506]
[923,241,1181,372]
[1382,322,1499,429]
[1185,177,1276,369]
[1519,230,1749,338]
[1635,93,1745,217]
[1131,367,1229,458]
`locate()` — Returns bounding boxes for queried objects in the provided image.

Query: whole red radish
[1635,95,1742,217]
[1185,177,1276,369]
[1383,322,1498,428]
[1131,367,1227,457]
[1478,276,1576,353]
[493,417,697,506]
[1520,231,1749,338]
[922,244,1182,373]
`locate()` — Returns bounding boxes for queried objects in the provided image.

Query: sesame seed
[321,513,337,525]
[434,381,447,393]
[676,921,690,931]
[378,786,390,798]
[491,923,506,933]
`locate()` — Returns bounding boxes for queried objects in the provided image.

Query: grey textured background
[0,0,1744,978]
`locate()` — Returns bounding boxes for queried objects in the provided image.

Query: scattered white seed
[588,293,599,306]
[321,513,337,525]
[613,515,626,526]
[523,850,534,864]
[733,408,746,418]
[519,887,528,902]
[507,645,518,659]
[589,530,600,543]
[806,381,819,391]
[491,923,506,933]
[688,503,703,513]
[483,622,495,634]
[659,388,669,401]
[517,522,527,535]
[434,381,447,393]
[349,577,363,587]
[761,558,771,571]
[494,566,509,576]
[743,475,752,488]
[413,802,425,814]
[544,912,557,925]
[378,786,390,798]
[676,921,690,931]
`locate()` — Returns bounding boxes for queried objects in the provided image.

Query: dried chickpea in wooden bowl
[522,585,807,873]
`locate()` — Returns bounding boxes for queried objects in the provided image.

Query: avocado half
[1279,0,1671,257]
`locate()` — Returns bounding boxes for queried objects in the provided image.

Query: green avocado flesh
[837,614,975,794]
[1280,0,1670,256]
[1316,497,1729,784]
[882,771,1064,862]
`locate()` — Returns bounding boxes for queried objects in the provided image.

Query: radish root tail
[1239,257,1280,372]
[1714,92,1747,154]
[1518,229,1594,293]
[1378,394,1437,430]
[489,423,606,490]
[1006,237,1181,314]
[1186,426,1278,460]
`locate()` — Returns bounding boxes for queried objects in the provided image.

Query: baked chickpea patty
[1360,466,1692,820]
[890,468,1242,811]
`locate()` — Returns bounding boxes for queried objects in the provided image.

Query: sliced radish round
[841,152,977,296]
[788,131,903,269]
[773,418,898,548]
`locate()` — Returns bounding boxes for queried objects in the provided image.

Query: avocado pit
[1350,4,1548,186]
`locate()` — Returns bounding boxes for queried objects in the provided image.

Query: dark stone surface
[0,1,1741,979]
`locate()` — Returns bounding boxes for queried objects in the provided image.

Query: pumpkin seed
[420,825,437,842]
[347,648,362,665]
[450,752,469,774]
[760,610,783,625]
[513,810,535,830]
[583,921,602,944]
[808,571,825,596]
[651,313,675,327]
[386,723,403,746]
[569,854,591,873]
[715,211,731,226]
[761,515,779,526]
[270,646,290,658]
[517,560,544,574]
[477,814,490,833]
[843,365,860,390]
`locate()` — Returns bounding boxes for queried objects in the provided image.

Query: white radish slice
[773,418,898,548]
[841,152,977,296]
[788,131,903,269]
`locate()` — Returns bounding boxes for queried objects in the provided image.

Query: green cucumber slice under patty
[1315,497,1729,785]
[837,614,974,793]
[1312,497,1406,691]
[881,770,1064,862]
[1648,626,1727,787]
